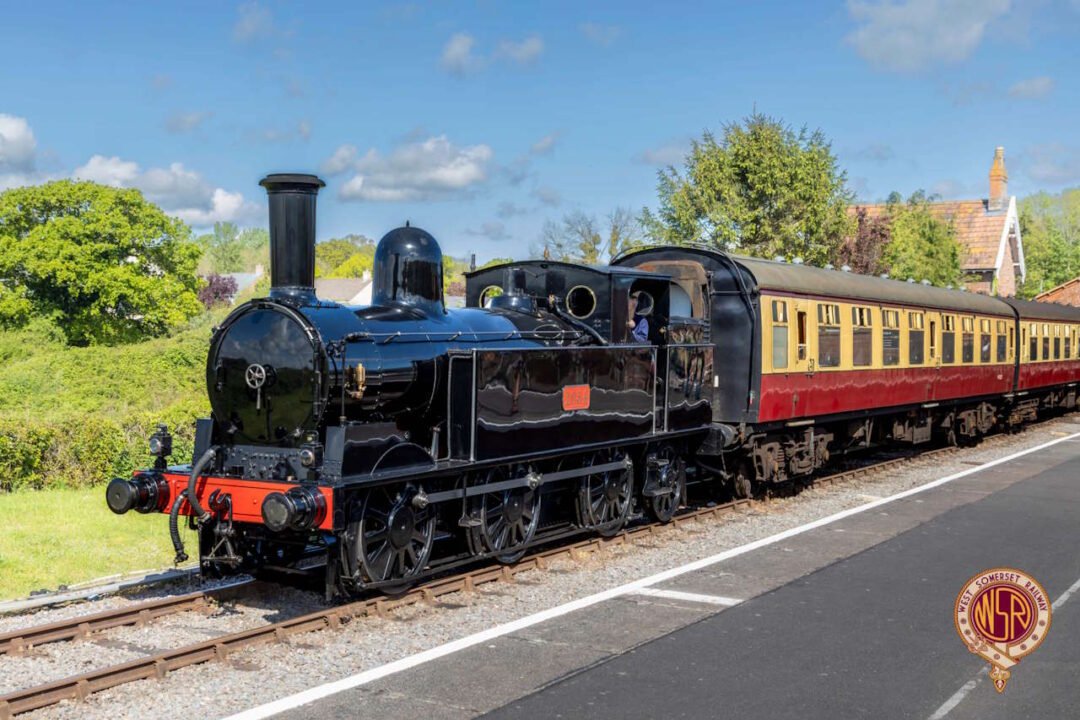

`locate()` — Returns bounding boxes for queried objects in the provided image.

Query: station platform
[250,427,1080,720]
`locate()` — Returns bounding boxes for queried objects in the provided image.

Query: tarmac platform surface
[262,428,1080,720]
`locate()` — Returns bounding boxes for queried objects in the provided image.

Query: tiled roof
[852,199,1010,270]
[1035,277,1080,302]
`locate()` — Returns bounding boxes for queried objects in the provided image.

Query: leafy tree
[479,257,513,269]
[606,207,645,260]
[640,113,854,266]
[840,206,891,275]
[331,252,374,278]
[881,192,963,287]
[0,180,202,345]
[198,273,239,308]
[1017,189,1080,298]
[205,222,244,273]
[315,234,375,277]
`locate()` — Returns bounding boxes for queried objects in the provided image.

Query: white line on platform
[225,431,1080,720]
[927,571,1080,719]
[631,587,742,606]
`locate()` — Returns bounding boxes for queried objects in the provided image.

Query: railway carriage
[614,247,1080,495]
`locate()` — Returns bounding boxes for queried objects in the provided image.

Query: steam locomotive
[107,172,1080,598]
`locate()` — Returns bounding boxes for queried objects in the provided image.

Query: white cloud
[297,119,312,140]
[496,35,544,64]
[151,74,173,90]
[849,143,895,164]
[636,140,688,166]
[530,133,560,156]
[73,155,139,186]
[579,23,622,47]
[1020,144,1080,185]
[0,113,37,172]
[256,119,312,143]
[846,0,1011,73]
[73,155,260,226]
[334,135,494,202]
[441,33,482,75]
[466,221,510,242]
[233,1,274,43]
[1008,76,1054,99]
[165,110,212,134]
[531,186,561,207]
[321,144,359,176]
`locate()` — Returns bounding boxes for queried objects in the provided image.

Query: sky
[0,0,1078,261]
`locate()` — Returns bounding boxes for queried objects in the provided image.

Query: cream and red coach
[614,248,1080,497]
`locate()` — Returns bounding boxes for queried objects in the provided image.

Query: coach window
[908,311,925,365]
[942,316,956,364]
[979,319,992,363]
[852,306,873,367]
[1053,325,1062,360]
[817,303,841,368]
[771,300,789,369]
[1009,326,1015,362]
[962,317,975,363]
[1043,323,1051,361]
[1066,326,1073,360]
[1029,323,1038,362]
[882,309,900,366]
[996,320,1007,363]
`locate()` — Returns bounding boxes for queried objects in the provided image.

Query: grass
[0,488,198,600]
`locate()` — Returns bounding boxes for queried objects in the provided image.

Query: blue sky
[1,0,1078,260]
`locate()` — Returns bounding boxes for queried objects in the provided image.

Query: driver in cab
[627,291,653,343]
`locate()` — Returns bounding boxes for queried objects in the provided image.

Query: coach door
[789,299,812,417]
[927,311,941,401]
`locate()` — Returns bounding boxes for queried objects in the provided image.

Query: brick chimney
[989,146,1008,212]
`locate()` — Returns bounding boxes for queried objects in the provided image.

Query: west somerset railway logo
[954,568,1052,692]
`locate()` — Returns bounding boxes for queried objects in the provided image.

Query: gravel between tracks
[6,416,1079,719]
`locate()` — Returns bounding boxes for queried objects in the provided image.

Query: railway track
[0,442,976,719]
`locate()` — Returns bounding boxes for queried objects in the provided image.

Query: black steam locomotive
[110,172,1080,598]
[107,174,713,597]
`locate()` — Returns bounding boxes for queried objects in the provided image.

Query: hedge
[0,317,215,492]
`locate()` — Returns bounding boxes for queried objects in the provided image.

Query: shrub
[199,273,239,308]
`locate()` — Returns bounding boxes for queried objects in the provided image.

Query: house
[314,275,372,305]
[854,147,1025,296]
[1035,277,1080,307]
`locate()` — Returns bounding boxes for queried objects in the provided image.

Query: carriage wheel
[643,445,685,523]
[467,466,541,564]
[352,485,435,589]
[576,450,632,538]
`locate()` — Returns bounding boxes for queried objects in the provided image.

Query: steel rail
[0,441,976,719]
[0,580,253,657]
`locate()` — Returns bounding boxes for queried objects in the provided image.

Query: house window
[817,303,841,368]
[852,306,873,367]
[980,318,992,363]
[962,317,975,363]
[942,315,956,364]
[909,311,925,365]
[771,300,788,369]
[883,309,900,366]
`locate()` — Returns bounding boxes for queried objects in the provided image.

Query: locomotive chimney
[258,173,326,302]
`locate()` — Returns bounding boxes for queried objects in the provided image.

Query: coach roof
[1003,297,1080,322]
[736,256,1013,315]
[615,246,1012,316]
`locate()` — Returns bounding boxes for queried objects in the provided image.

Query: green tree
[881,192,963,288]
[316,234,374,277]
[205,221,244,272]
[535,209,643,263]
[1017,190,1080,298]
[0,180,202,345]
[331,252,374,278]
[640,113,854,266]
